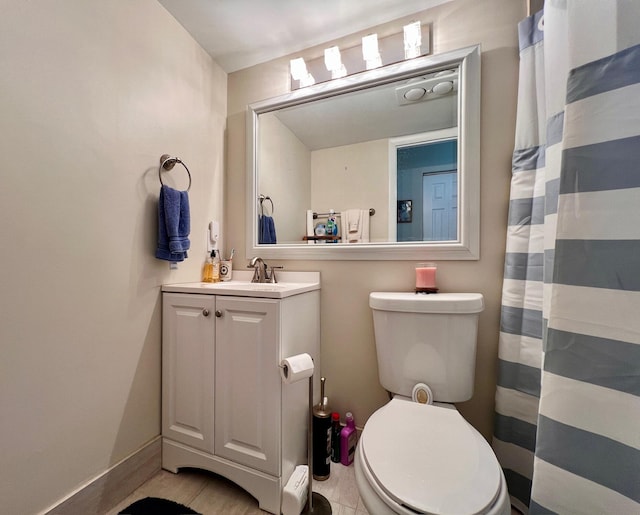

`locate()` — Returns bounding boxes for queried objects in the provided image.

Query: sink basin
[162,271,320,299]
[246,284,289,291]
[200,281,291,292]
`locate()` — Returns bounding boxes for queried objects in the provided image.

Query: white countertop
[162,271,320,299]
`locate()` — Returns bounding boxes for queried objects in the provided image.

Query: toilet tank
[369,292,484,403]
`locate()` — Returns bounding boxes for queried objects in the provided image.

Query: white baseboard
[43,436,161,515]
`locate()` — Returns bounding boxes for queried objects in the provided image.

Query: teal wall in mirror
[397,139,458,242]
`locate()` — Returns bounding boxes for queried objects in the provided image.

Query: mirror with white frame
[246,45,480,260]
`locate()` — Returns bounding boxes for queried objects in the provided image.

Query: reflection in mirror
[390,128,458,243]
[247,45,480,260]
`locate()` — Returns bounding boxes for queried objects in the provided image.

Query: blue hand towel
[268,216,277,243]
[258,215,277,244]
[156,185,190,262]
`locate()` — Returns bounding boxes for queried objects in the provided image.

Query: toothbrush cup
[220,260,232,281]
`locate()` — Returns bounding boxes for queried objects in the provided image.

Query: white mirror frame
[246,44,480,260]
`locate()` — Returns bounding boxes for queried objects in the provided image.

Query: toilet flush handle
[412,383,434,405]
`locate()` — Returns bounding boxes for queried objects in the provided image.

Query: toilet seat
[360,398,502,514]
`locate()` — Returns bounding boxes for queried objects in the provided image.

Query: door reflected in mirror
[247,45,480,260]
[396,138,458,242]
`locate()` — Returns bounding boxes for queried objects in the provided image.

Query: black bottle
[330,412,341,463]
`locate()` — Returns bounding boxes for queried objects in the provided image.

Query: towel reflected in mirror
[259,215,277,244]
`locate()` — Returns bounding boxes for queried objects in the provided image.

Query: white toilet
[354,292,510,515]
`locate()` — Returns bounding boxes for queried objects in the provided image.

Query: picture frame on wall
[397,199,412,223]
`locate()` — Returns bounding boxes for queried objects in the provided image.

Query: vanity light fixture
[290,57,316,87]
[362,33,382,70]
[324,46,347,79]
[288,23,430,90]
[403,21,422,59]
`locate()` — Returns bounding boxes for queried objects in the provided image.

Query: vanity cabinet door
[162,293,215,453]
[214,297,280,475]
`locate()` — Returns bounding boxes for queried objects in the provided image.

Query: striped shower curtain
[494,1,640,513]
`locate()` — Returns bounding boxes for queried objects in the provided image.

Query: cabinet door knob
[215,309,223,318]
[202,309,210,317]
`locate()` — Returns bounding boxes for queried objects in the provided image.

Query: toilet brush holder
[303,374,332,514]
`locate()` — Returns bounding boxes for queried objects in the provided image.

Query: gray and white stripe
[492,9,545,512]
[531,41,640,515]
[494,2,640,513]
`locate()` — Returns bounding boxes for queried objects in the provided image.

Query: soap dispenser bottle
[211,250,220,282]
[202,250,215,283]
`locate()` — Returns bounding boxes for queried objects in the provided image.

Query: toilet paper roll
[281,353,314,384]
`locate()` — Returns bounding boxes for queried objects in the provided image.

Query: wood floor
[105,462,369,515]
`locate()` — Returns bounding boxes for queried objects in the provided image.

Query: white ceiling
[158,0,452,73]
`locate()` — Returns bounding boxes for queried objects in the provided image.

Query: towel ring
[259,194,274,215]
[159,154,192,191]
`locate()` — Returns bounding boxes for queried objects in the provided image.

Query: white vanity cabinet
[214,296,280,474]
[161,272,320,515]
[162,293,216,454]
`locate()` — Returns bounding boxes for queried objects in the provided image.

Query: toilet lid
[360,398,501,515]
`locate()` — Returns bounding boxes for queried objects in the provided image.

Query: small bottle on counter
[331,412,341,463]
[202,250,215,282]
[340,412,357,466]
[211,250,220,282]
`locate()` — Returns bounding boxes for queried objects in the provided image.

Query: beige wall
[311,139,389,242]
[0,1,226,513]
[227,0,523,440]
[259,113,311,242]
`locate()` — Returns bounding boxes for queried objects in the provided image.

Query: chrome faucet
[247,257,284,283]
[248,257,268,283]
